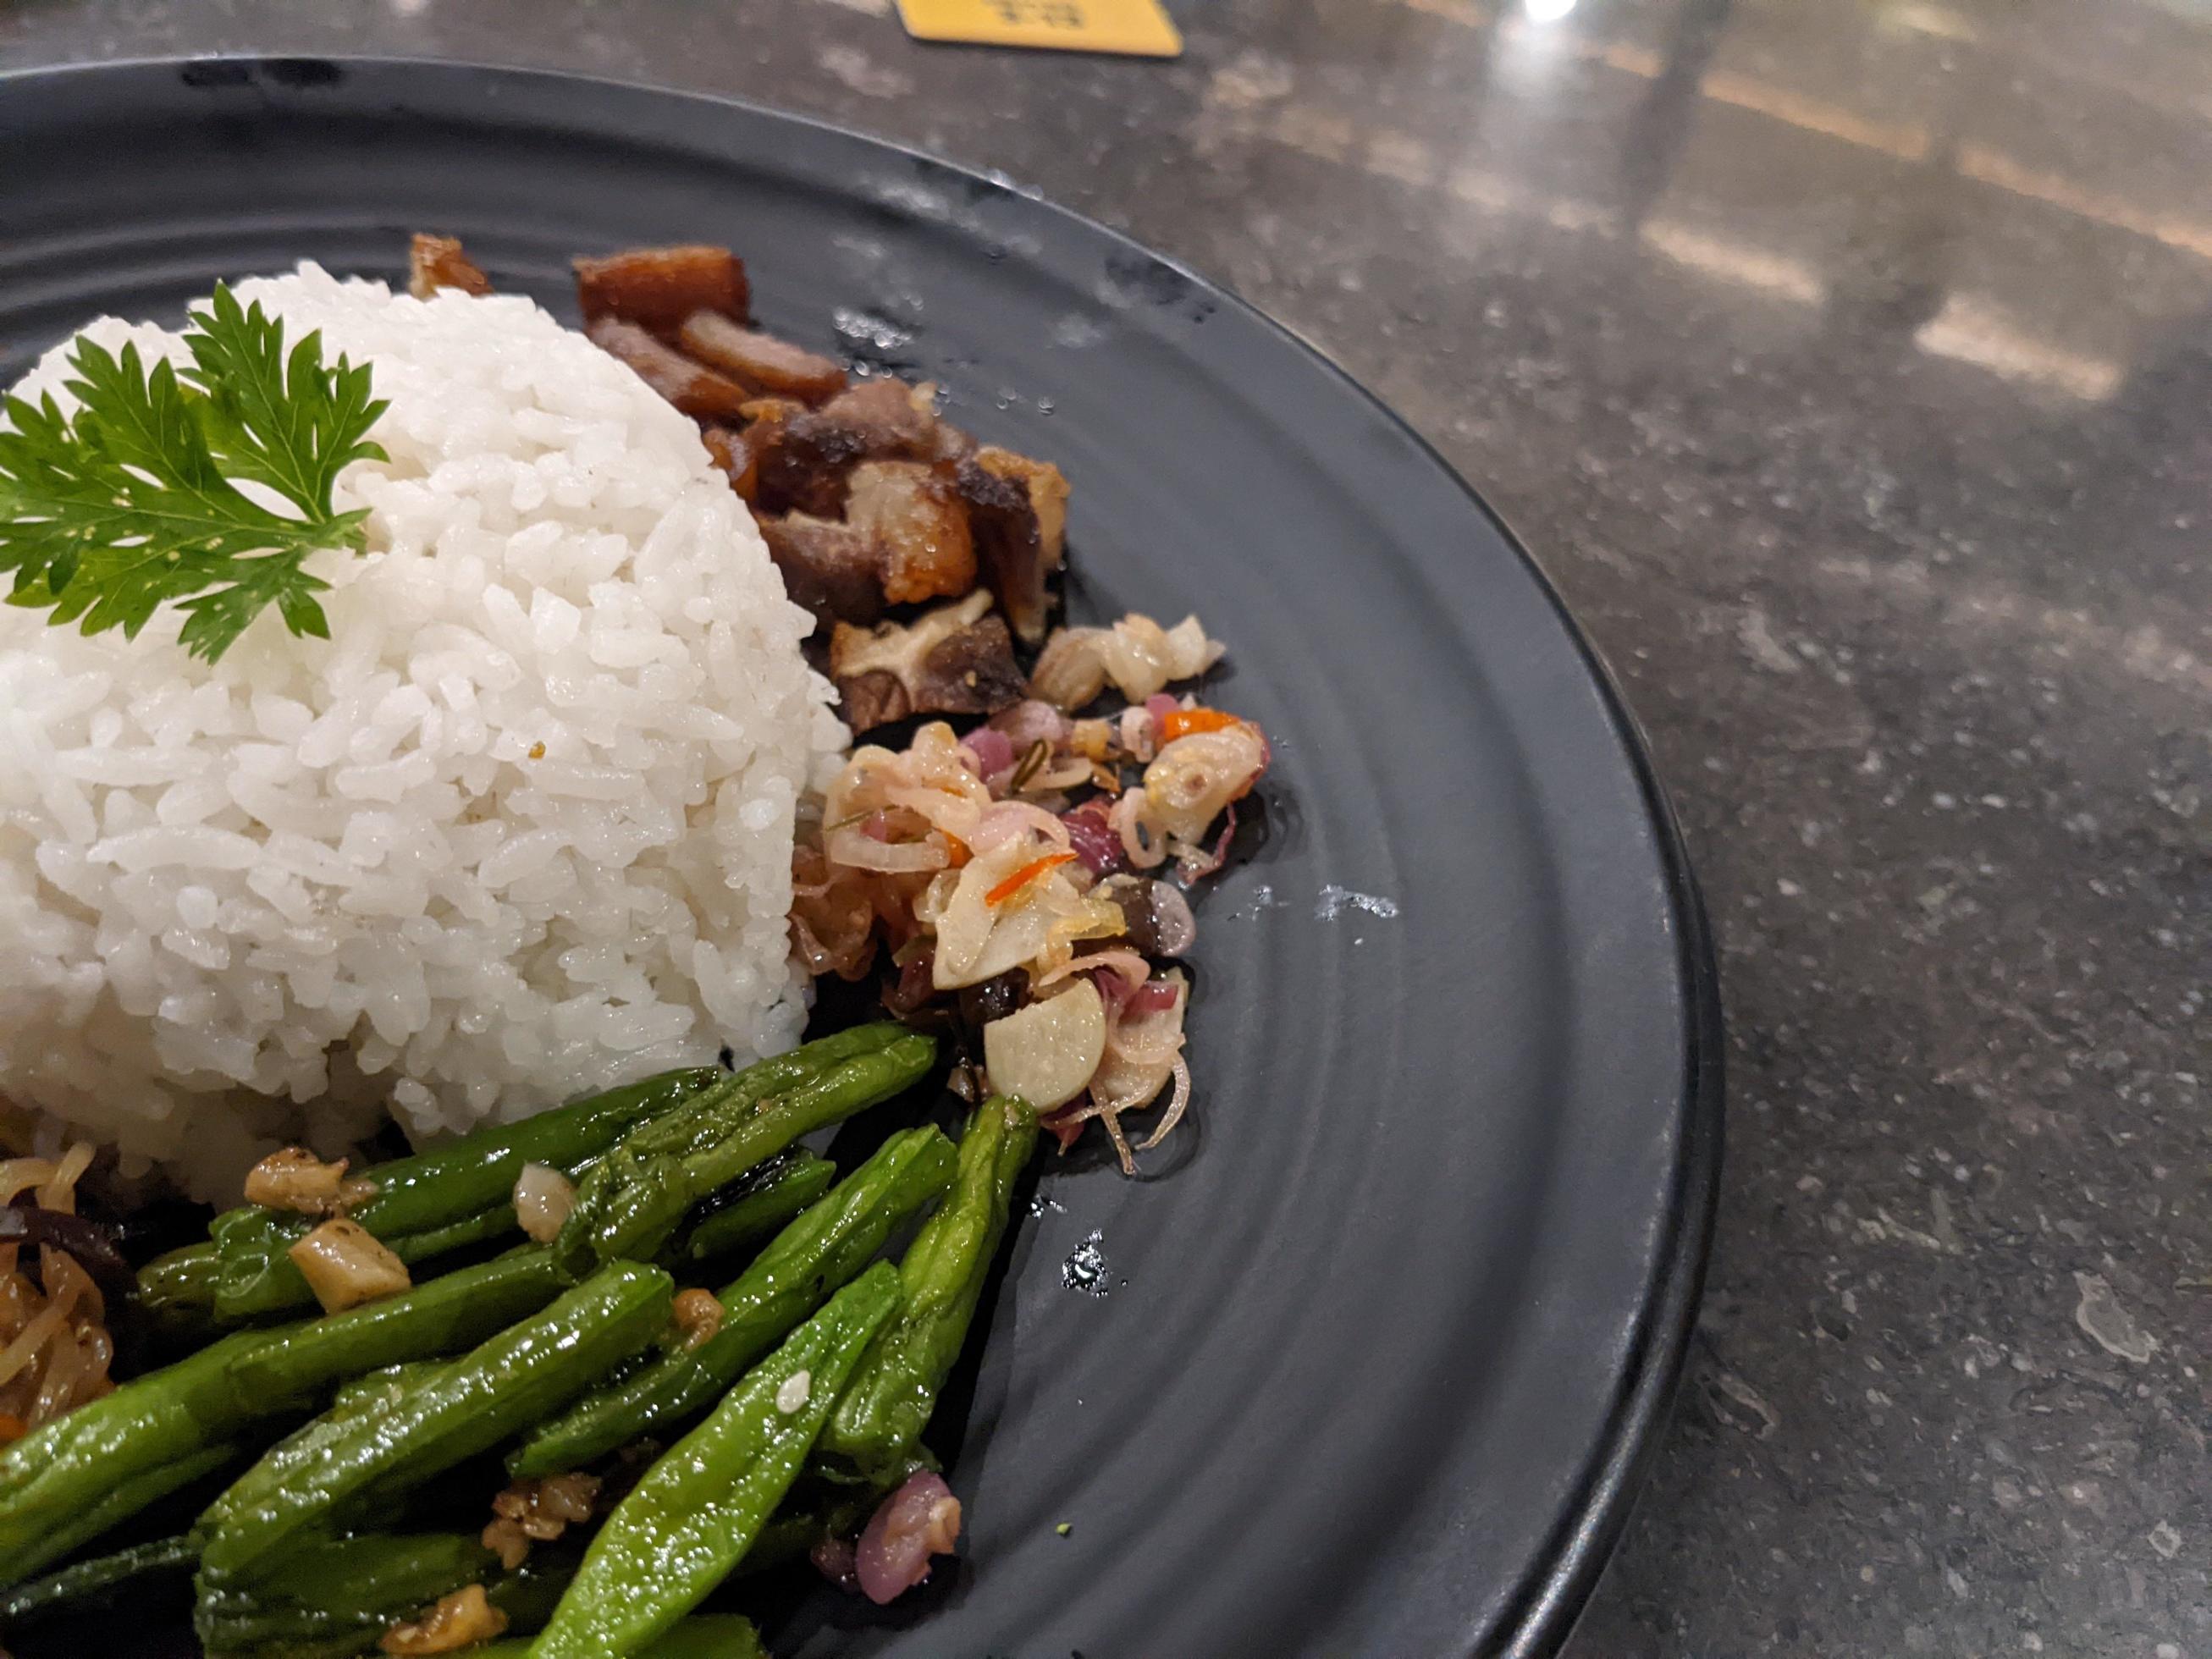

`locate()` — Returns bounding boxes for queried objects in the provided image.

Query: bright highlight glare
[1523,0,1576,19]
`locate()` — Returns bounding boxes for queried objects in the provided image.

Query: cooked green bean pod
[197,1260,671,1582]
[555,1034,936,1274]
[194,1531,498,1656]
[477,1613,764,1658]
[0,1248,565,1587]
[815,1094,1036,1485]
[529,1263,900,1658]
[206,1066,721,1319]
[511,1126,953,1479]
[0,1532,199,1627]
[681,1149,837,1265]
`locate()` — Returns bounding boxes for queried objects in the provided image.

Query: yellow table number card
[896,0,1183,58]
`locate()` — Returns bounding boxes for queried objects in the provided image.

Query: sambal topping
[788,589,1252,1171]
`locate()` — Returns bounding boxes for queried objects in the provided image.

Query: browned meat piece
[703,401,807,505]
[957,447,1069,644]
[678,313,849,404]
[829,591,1027,732]
[760,513,885,628]
[823,378,942,449]
[409,234,491,299]
[701,427,755,500]
[574,245,748,333]
[755,380,957,517]
[585,318,753,424]
[845,460,977,605]
[740,397,808,422]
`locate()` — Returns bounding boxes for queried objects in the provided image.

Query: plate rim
[0,52,1724,1656]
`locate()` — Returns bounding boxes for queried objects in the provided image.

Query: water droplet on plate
[1062,1229,1110,1296]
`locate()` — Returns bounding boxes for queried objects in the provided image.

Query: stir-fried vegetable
[681,1150,838,1265]
[476,1613,764,1659]
[1029,612,1221,708]
[511,1127,954,1480]
[0,1247,570,1585]
[202,1065,723,1319]
[554,1033,936,1273]
[854,1469,964,1605]
[0,1532,198,1628]
[982,980,1106,1112]
[197,1260,672,1582]
[194,1531,500,1656]
[0,1144,121,1437]
[529,1264,901,1659]
[816,1094,1037,1485]
[791,610,1256,1174]
[201,1027,919,1322]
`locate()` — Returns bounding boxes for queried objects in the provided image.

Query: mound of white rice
[0,265,845,1198]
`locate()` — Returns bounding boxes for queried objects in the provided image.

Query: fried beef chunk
[678,312,849,404]
[829,591,1028,732]
[560,240,1067,642]
[574,245,749,333]
[585,319,755,424]
[957,447,1069,645]
[409,234,492,299]
[755,380,962,518]
[761,514,885,629]
[845,461,977,605]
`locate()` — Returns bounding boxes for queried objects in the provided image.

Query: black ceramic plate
[0,57,1719,1659]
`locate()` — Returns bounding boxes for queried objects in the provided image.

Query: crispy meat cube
[678,313,849,404]
[844,460,977,606]
[586,318,753,423]
[957,447,1069,644]
[755,379,957,518]
[829,591,1028,732]
[701,425,763,503]
[704,400,808,505]
[409,234,491,299]
[760,513,885,629]
[574,245,748,333]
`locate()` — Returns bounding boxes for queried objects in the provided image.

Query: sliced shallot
[855,1470,963,1605]
[825,826,950,874]
[1137,1055,1194,1152]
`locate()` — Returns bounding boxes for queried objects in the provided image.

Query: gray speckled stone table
[5,2,2208,1653]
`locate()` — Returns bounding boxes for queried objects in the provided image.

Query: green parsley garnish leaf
[0,283,387,663]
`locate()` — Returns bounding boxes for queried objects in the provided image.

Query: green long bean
[511,1125,954,1478]
[474,1614,763,1659]
[0,1248,565,1586]
[194,1532,498,1656]
[681,1149,837,1265]
[207,1066,721,1319]
[198,1260,671,1582]
[0,1533,199,1627]
[529,1263,901,1658]
[815,1093,1036,1485]
[555,1033,936,1273]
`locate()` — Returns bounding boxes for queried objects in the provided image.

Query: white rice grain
[0,265,845,1197]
